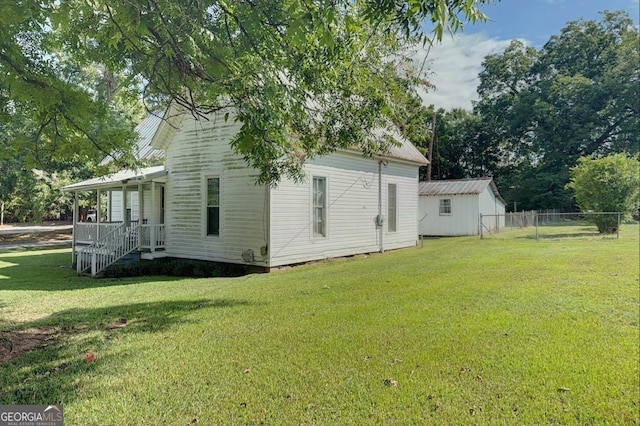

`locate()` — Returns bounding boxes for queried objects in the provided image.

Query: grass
[0,224,638,425]
[484,219,632,240]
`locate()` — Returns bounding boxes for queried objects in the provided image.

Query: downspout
[378,160,385,253]
[263,184,271,266]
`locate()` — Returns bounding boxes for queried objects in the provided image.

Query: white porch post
[108,191,112,222]
[150,181,156,252]
[138,183,144,224]
[138,182,144,249]
[72,190,78,264]
[96,188,101,239]
[122,185,128,227]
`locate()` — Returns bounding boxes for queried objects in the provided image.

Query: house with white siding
[418,178,505,236]
[64,106,428,276]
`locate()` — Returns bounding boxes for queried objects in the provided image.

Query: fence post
[480,214,483,239]
[535,211,539,239]
[617,212,621,240]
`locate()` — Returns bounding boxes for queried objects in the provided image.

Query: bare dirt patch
[0,327,56,362]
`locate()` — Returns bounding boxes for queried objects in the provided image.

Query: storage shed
[418,178,505,236]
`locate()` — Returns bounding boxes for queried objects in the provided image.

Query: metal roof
[419,178,505,203]
[63,166,167,191]
[373,127,429,165]
[100,113,165,165]
[341,126,428,165]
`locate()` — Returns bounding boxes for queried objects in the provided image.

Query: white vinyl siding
[388,183,397,232]
[479,187,506,233]
[162,111,269,266]
[269,152,420,267]
[421,192,504,236]
[312,177,327,237]
[159,108,422,268]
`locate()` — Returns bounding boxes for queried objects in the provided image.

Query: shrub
[567,154,639,233]
[102,258,254,278]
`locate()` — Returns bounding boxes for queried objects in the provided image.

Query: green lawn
[1,225,638,425]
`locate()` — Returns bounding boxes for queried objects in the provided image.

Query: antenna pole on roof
[426,112,436,181]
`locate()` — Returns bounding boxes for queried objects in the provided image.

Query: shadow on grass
[0,249,248,291]
[0,297,251,405]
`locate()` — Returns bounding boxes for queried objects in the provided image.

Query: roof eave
[62,168,168,192]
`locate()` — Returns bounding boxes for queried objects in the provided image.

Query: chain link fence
[480,211,628,239]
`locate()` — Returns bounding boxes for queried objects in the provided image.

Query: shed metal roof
[419,178,505,204]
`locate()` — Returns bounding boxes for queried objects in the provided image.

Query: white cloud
[410,33,514,110]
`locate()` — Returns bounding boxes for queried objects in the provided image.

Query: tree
[0,44,141,222]
[0,10,142,169]
[429,108,504,180]
[567,154,639,233]
[475,11,639,210]
[1,0,494,185]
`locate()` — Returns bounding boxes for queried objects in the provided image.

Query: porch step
[116,251,141,266]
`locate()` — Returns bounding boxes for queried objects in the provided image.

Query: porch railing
[139,224,166,250]
[76,223,141,276]
[75,222,122,243]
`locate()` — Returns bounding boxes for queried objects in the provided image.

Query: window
[313,176,326,237]
[388,183,397,232]
[207,177,220,236]
[439,198,452,215]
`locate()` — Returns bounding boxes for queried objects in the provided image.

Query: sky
[416,0,640,110]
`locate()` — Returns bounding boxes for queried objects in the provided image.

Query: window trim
[311,176,328,238]
[387,183,397,233]
[205,175,221,237]
[439,198,452,216]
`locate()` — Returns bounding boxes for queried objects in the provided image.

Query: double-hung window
[439,198,452,215]
[207,177,220,236]
[312,177,326,237]
[388,183,397,232]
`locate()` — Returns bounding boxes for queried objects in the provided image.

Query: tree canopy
[1,0,494,184]
[473,11,639,210]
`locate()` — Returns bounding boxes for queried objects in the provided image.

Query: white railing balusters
[138,224,165,250]
[76,223,141,276]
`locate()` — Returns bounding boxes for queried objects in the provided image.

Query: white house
[418,178,505,236]
[64,106,428,275]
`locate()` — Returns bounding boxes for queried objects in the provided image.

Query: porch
[63,166,168,276]
[74,222,166,252]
